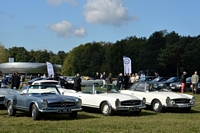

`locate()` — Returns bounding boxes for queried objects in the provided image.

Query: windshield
[166,77,176,82]
[82,84,119,94]
[147,83,169,92]
[28,85,60,95]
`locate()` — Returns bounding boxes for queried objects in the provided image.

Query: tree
[7,47,28,62]
[0,45,8,63]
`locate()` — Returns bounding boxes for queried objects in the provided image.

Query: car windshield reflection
[147,83,169,92]
[27,85,60,95]
[82,84,120,94]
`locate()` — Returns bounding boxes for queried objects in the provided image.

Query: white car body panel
[63,84,146,112]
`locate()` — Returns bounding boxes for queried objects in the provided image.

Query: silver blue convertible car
[4,84,82,120]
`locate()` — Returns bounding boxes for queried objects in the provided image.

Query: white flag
[123,56,132,74]
[46,62,54,77]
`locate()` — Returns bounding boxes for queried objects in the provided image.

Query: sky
[0,0,200,54]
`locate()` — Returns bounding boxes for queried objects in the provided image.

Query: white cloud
[46,0,77,6]
[46,20,87,38]
[74,27,87,37]
[83,0,137,26]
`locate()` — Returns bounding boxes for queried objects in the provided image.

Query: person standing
[116,73,123,90]
[180,71,187,93]
[12,72,20,90]
[124,74,130,89]
[74,73,82,92]
[130,74,135,85]
[135,73,139,82]
[154,72,159,78]
[191,71,199,94]
[107,73,112,84]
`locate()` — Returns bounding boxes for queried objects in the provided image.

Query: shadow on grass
[82,107,156,117]
[8,111,99,121]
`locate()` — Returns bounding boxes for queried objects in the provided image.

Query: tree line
[1,30,200,78]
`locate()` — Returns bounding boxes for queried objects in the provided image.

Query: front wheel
[69,111,77,119]
[7,101,16,116]
[31,104,40,120]
[152,99,164,113]
[101,102,113,116]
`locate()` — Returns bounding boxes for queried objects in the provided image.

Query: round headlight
[166,97,171,105]
[142,98,146,105]
[190,97,195,105]
[77,99,82,107]
[41,100,47,109]
[115,99,120,107]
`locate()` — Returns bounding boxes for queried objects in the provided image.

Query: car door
[78,85,95,107]
[14,93,28,110]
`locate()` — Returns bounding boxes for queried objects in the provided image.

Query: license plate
[171,87,175,89]
[129,107,139,111]
[179,104,188,107]
[58,109,71,113]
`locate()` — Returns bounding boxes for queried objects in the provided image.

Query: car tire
[152,99,164,113]
[180,107,191,113]
[101,102,113,116]
[7,101,16,116]
[69,111,77,119]
[31,104,40,120]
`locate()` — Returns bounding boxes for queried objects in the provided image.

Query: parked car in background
[27,77,44,85]
[4,84,82,120]
[170,77,192,92]
[63,84,146,116]
[138,76,156,82]
[149,77,169,82]
[0,88,20,105]
[121,82,195,113]
[81,79,104,86]
[159,77,180,86]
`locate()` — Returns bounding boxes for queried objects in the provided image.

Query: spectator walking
[74,73,82,92]
[191,71,199,94]
[180,71,187,93]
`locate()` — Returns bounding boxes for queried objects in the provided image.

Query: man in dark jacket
[12,72,20,89]
[117,73,123,90]
[180,71,187,93]
[74,73,82,92]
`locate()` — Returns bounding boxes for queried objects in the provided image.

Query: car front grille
[48,101,76,107]
[121,100,141,106]
[173,99,190,104]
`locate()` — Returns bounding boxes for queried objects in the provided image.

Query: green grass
[0,92,200,133]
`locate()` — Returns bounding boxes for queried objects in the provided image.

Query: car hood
[101,93,142,101]
[0,89,20,97]
[33,94,78,102]
[149,91,192,99]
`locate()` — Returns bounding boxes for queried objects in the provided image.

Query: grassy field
[0,92,200,133]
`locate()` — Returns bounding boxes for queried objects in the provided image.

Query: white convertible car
[121,82,195,113]
[62,84,146,116]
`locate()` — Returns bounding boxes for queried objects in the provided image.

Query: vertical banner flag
[123,56,132,74]
[46,62,54,77]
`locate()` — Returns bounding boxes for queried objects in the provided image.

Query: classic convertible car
[4,84,82,120]
[0,88,20,105]
[120,82,195,113]
[63,84,146,116]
